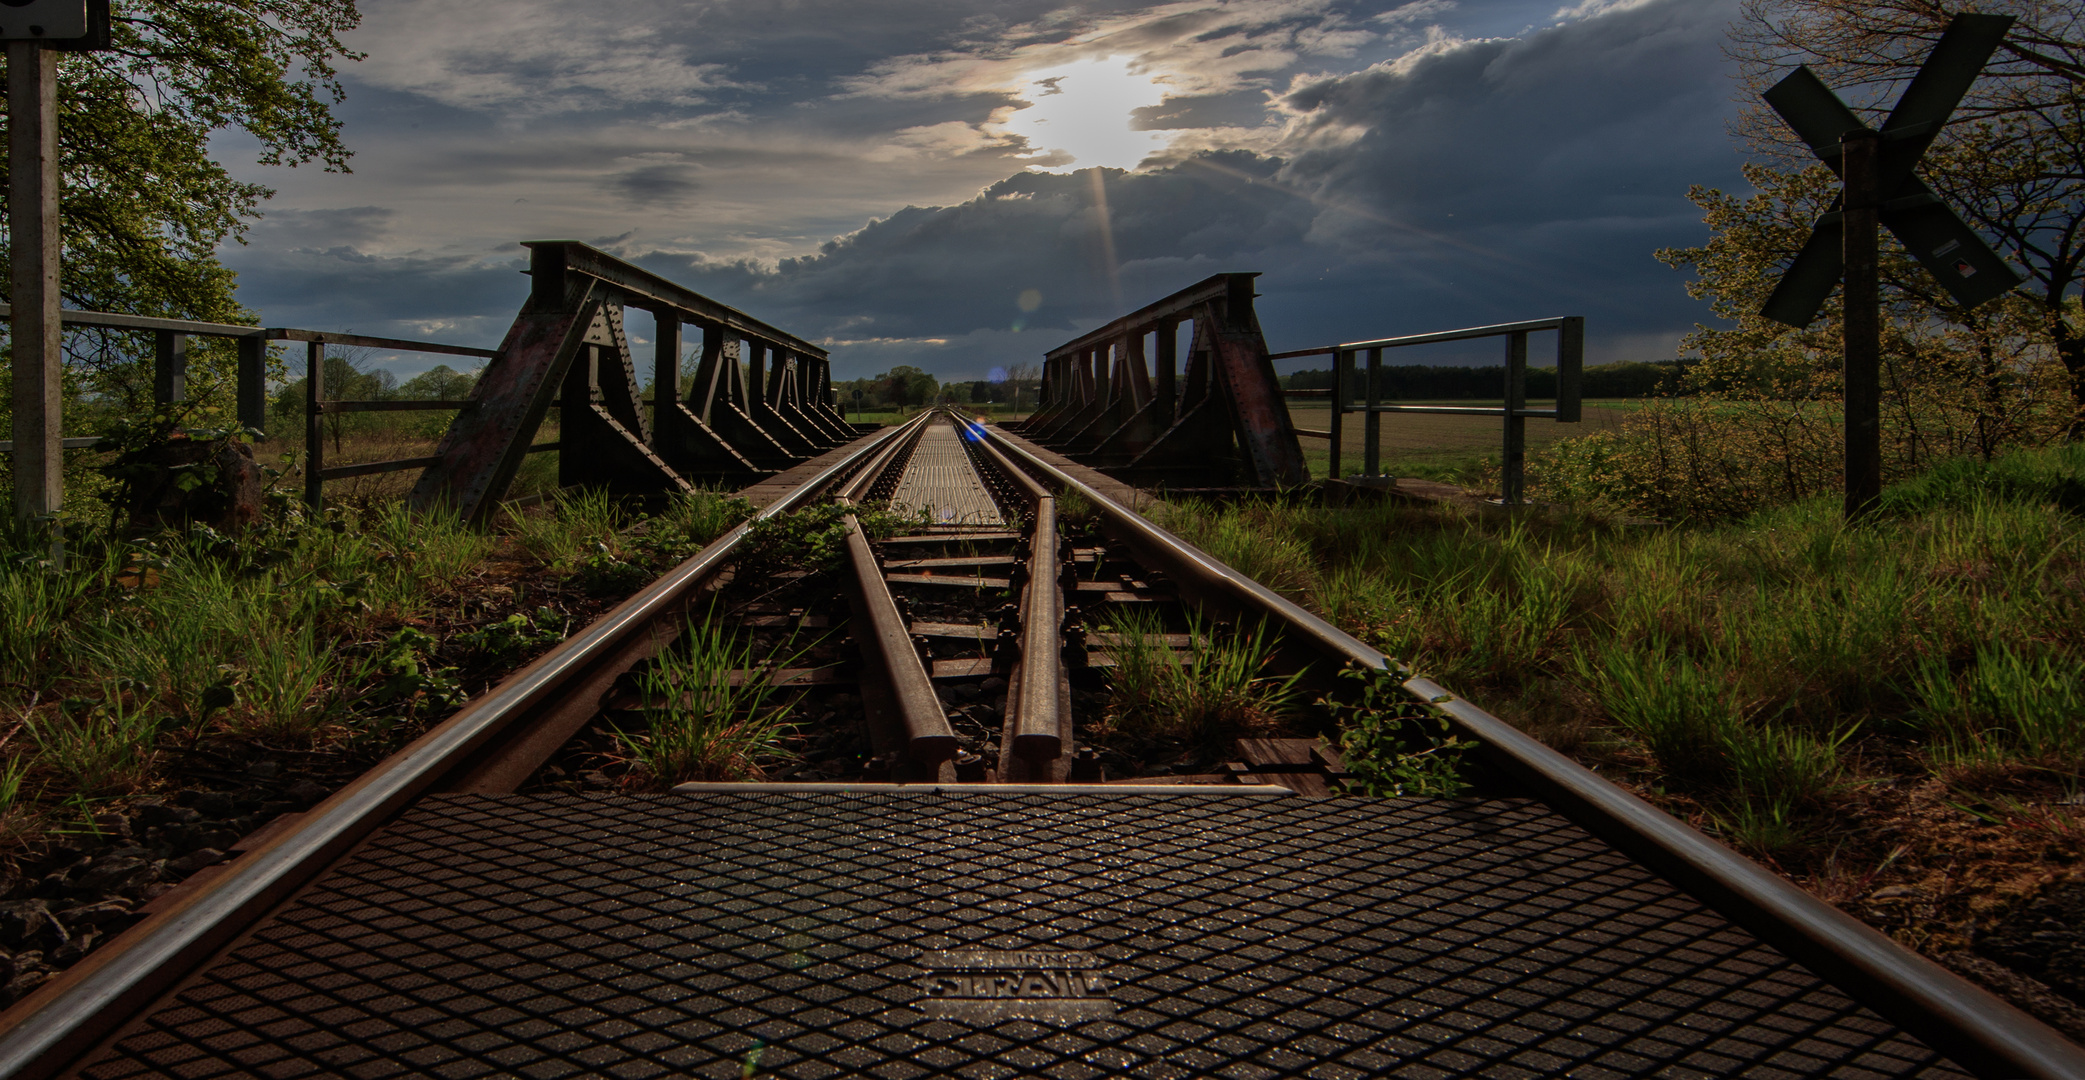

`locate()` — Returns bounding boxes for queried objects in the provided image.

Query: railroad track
[0,413,2080,1079]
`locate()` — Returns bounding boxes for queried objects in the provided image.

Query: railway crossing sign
[1757,13,2019,519]
[1759,13,2021,327]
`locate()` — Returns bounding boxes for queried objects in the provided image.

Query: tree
[1720,0,2085,430]
[882,365,937,408]
[400,364,479,402]
[2,0,362,415]
[1002,361,1037,413]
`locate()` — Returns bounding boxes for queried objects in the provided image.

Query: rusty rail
[831,419,958,767]
[966,432,1065,766]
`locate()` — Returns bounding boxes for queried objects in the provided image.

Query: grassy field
[1283,399,1636,485]
[1155,442,2085,973]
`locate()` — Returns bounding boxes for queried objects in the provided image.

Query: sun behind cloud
[994,56,1170,172]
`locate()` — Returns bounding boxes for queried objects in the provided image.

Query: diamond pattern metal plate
[81,792,1968,1079]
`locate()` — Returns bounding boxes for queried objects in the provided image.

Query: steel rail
[0,419,926,1080]
[967,419,2085,1080]
[830,420,959,766]
[967,433,1065,763]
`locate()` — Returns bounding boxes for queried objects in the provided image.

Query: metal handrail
[0,416,929,1080]
[525,241,828,359]
[968,418,2085,1080]
[1286,316,1585,502]
[1042,272,1252,363]
[0,303,497,358]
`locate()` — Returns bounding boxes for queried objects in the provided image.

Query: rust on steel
[409,241,856,521]
[1013,272,1307,488]
[967,429,1065,766]
[832,422,959,766]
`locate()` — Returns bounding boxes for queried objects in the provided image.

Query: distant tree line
[1280,360,1687,399]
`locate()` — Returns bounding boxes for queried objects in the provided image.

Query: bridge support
[412,241,838,523]
[1022,273,1306,489]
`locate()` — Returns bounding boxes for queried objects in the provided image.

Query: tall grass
[1163,441,2083,856]
[1909,642,2085,767]
[23,686,162,797]
[647,489,756,558]
[504,487,627,567]
[0,473,702,854]
[618,619,802,788]
[1100,609,1302,744]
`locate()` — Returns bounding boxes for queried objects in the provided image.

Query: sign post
[5,0,107,553]
[1758,13,2022,520]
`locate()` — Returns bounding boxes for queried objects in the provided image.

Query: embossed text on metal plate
[914,949,1117,1022]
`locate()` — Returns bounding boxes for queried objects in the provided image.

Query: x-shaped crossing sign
[1759,13,2023,327]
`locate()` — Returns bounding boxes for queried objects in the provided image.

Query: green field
[1283,399,1636,486]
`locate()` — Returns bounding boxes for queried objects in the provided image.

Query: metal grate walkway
[888,422,1003,525]
[79,790,1966,1080]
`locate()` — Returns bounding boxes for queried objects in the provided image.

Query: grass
[1098,609,1303,745]
[1153,440,2085,863]
[1284,399,1636,486]
[617,616,803,788]
[0,476,753,849]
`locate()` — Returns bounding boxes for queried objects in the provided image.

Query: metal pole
[652,311,679,449]
[237,336,267,433]
[305,341,325,510]
[9,40,61,546]
[1329,349,1349,481]
[153,331,188,405]
[1504,331,1528,505]
[1841,130,1883,520]
[1155,320,1177,426]
[1363,346,1382,478]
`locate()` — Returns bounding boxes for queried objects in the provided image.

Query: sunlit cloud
[995,56,1170,171]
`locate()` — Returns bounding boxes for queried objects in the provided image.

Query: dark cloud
[222,0,1747,381]
[1276,0,1741,230]
[610,163,701,208]
[615,0,1747,374]
[635,151,1310,342]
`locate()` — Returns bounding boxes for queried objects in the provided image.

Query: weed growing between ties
[1096,609,1302,749]
[615,618,806,789]
[1155,441,2085,962]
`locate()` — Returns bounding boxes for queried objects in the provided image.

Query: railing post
[1557,316,1584,424]
[305,341,326,510]
[1363,346,1383,479]
[153,331,187,405]
[1503,331,1528,506]
[653,311,680,446]
[238,335,268,433]
[1154,320,1177,425]
[1329,348,1350,481]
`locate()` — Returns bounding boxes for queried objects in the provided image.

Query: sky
[210,0,1756,383]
